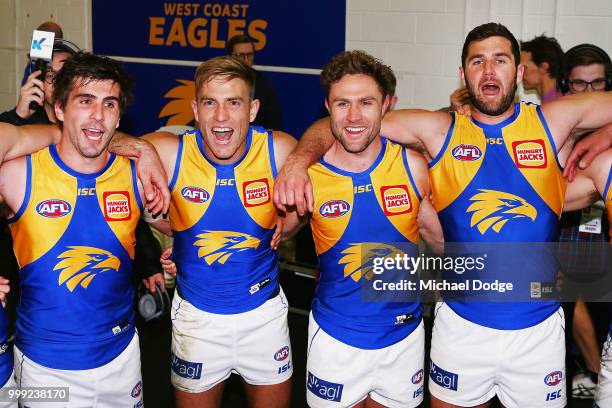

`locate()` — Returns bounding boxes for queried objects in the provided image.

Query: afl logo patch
[181,186,210,204]
[243,179,271,207]
[381,185,412,216]
[319,200,350,218]
[103,191,131,221]
[274,346,290,361]
[131,381,142,398]
[544,371,563,386]
[412,369,424,384]
[452,144,482,161]
[36,199,72,218]
[512,140,547,168]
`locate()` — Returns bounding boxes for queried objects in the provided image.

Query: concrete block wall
[1,1,612,112]
[348,0,612,109]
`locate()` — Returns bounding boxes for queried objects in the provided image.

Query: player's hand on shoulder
[449,86,472,116]
[564,124,612,181]
[136,140,171,215]
[160,246,177,277]
[0,277,10,308]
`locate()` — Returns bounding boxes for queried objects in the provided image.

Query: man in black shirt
[227,34,283,130]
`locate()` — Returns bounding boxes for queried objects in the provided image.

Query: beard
[465,77,517,116]
[330,120,381,154]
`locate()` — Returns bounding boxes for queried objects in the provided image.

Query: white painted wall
[348,0,612,109]
[1,0,612,112]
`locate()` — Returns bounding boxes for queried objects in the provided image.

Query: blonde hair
[194,56,256,100]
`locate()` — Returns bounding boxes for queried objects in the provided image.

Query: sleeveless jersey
[429,103,566,329]
[9,145,142,369]
[169,126,279,314]
[605,164,612,239]
[309,138,422,349]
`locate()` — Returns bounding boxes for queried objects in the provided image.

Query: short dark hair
[194,56,256,99]
[520,35,564,77]
[320,50,393,100]
[565,44,612,74]
[462,23,520,68]
[226,34,255,54]
[53,52,133,113]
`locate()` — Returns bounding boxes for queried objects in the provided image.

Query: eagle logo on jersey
[194,230,260,265]
[339,243,405,282]
[467,189,537,234]
[159,80,196,125]
[54,246,121,292]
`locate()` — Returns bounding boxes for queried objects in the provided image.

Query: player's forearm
[0,123,59,163]
[109,131,154,160]
[288,118,334,169]
[280,211,308,241]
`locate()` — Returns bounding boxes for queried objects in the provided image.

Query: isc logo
[274,346,290,361]
[36,199,72,218]
[181,186,210,204]
[452,144,482,161]
[319,200,350,218]
[545,390,561,401]
[544,371,563,386]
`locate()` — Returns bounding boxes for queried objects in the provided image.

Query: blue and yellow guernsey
[9,145,142,369]
[429,102,566,329]
[169,126,279,314]
[309,138,422,349]
[605,164,612,240]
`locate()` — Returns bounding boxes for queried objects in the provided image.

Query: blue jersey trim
[604,163,612,199]
[168,133,184,192]
[402,149,423,201]
[7,155,32,224]
[268,130,278,178]
[319,137,387,177]
[470,102,520,130]
[130,161,144,211]
[536,105,564,172]
[49,144,116,179]
[429,112,455,168]
[196,127,253,169]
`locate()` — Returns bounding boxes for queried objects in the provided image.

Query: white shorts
[595,332,612,407]
[429,302,566,408]
[0,372,17,408]
[170,289,292,393]
[14,332,142,408]
[306,313,424,408]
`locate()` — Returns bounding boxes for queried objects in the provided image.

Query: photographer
[0,39,79,125]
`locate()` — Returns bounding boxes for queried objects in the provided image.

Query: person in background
[227,34,283,131]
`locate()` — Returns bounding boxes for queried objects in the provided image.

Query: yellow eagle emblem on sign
[159,79,196,125]
[338,243,405,282]
[54,246,121,292]
[467,189,537,234]
[194,230,260,265]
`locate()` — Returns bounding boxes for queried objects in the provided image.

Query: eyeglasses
[569,78,607,92]
[233,52,254,60]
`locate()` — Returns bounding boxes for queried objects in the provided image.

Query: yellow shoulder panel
[235,129,276,230]
[429,113,487,212]
[309,164,353,255]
